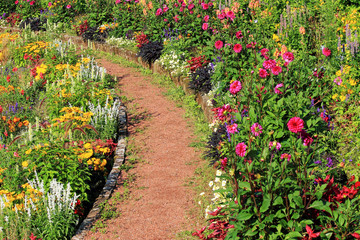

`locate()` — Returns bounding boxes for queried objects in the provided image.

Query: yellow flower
[83,143,92,149]
[25,149,32,155]
[332,94,338,99]
[340,95,346,101]
[101,159,107,167]
[349,78,357,86]
[273,34,280,42]
[22,161,29,168]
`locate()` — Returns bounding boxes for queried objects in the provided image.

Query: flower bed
[1,0,360,239]
[0,30,125,239]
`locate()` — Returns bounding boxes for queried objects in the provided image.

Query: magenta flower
[30,0,35,5]
[233,43,242,53]
[334,77,342,85]
[48,2,52,6]
[188,3,195,10]
[204,15,209,22]
[260,48,269,57]
[281,153,291,162]
[215,40,223,50]
[322,47,331,57]
[269,141,281,151]
[287,117,304,133]
[221,157,228,170]
[202,23,208,30]
[282,52,294,63]
[274,83,284,94]
[226,123,238,134]
[218,12,226,19]
[271,66,282,75]
[201,3,209,10]
[163,4,169,12]
[66,4,71,8]
[263,59,276,69]
[229,80,242,94]
[235,30,243,39]
[15,0,19,3]
[156,8,163,16]
[251,123,263,136]
[173,15,179,22]
[226,11,235,21]
[259,68,268,78]
[236,142,247,157]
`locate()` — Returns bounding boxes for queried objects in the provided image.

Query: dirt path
[84,58,203,239]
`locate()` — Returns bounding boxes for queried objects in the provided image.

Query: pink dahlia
[287,117,304,133]
[271,66,282,75]
[260,48,269,57]
[226,123,238,134]
[215,40,223,50]
[204,15,209,22]
[163,4,169,12]
[156,8,163,15]
[251,123,263,136]
[263,59,276,69]
[282,52,294,63]
[30,0,35,5]
[15,0,19,4]
[188,3,195,10]
[259,68,268,78]
[201,3,209,10]
[334,77,342,85]
[48,2,52,6]
[229,80,242,94]
[274,83,284,94]
[322,47,331,57]
[66,4,71,8]
[233,43,242,53]
[235,142,247,157]
[226,11,235,21]
[235,30,243,39]
[202,23,208,30]
[218,12,226,19]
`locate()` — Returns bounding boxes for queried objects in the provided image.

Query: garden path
[84,58,203,239]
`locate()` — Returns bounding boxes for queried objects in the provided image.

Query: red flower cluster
[315,175,360,204]
[73,20,89,36]
[135,33,149,48]
[193,207,234,240]
[186,55,209,72]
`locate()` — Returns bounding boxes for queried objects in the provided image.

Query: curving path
[84,57,203,239]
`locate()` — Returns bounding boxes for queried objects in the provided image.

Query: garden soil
[84,58,204,240]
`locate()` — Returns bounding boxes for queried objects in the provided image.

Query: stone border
[72,105,127,240]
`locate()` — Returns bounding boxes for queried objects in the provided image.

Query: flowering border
[72,104,127,240]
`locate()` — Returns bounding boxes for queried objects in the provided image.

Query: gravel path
[84,58,203,240]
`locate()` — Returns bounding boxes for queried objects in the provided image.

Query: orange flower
[299,26,305,35]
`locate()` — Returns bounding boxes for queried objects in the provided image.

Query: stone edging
[72,105,127,240]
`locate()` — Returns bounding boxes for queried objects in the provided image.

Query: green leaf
[286,231,302,239]
[238,181,251,190]
[309,200,325,210]
[273,196,283,206]
[260,197,271,213]
[245,229,258,236]
[237,212,253,221]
